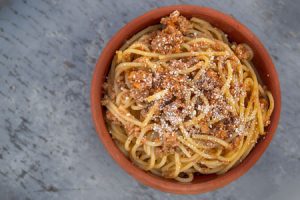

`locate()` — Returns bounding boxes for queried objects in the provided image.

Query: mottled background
[0,0,299,199]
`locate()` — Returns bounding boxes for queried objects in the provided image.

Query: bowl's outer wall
[91,5,281,194]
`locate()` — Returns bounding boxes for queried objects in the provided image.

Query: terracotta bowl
[90,5,281,194]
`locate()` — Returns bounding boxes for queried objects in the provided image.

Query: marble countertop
[0,0,299,199]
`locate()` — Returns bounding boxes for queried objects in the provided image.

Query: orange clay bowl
[90,5,281,194]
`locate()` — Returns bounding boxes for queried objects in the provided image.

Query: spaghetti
[102,11,274,182]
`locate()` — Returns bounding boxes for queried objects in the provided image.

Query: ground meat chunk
[234,43,253,61]
[214,129,229,140]
[150,26,183,54]
[150,10,192,54]
[163,99,184,126]
[168,59,189,70]
[185,57,201,67]
[161,74,188,99]
[127,69,153,102]
[128,69,153,90]
[210,121,229,139]
[129,89,149,103]
[160,10,192,34]
[207,69,222,86]
[190,40,211,51]
[162,132,178,152]
[197,69,222,91]
[211,41,225,51]
[199,120,210,134]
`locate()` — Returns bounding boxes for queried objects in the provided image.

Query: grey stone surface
[0,0,299,199]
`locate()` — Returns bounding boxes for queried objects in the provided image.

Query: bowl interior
[91,5,281,194]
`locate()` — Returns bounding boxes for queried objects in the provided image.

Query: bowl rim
[90,5,281,194]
